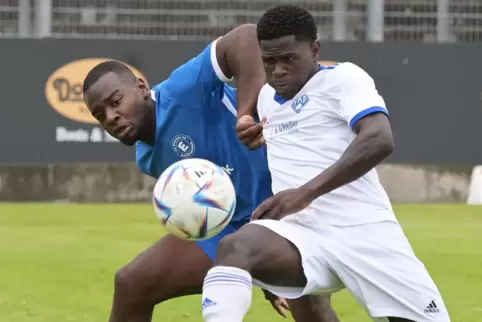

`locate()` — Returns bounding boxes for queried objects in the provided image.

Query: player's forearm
[302,130,393,199]
[219,24,265,118]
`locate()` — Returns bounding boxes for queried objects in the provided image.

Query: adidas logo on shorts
[424,300,440,313]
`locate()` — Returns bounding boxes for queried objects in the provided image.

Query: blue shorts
[195,219,248,261]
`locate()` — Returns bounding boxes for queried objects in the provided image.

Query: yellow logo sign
[45,58,147,124]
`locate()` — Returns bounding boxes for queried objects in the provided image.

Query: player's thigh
[116,234,212,301]
[115,221,245,302]
[329,222,450,322]
[215,220,307,287]
[216,219,345,296]
[197,220,246,262]
[373,318,415,322]
[288,294,337,322]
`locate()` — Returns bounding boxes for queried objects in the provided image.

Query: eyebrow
[262,51,299,58]
[101,89,119,103]
[90,89,119,111]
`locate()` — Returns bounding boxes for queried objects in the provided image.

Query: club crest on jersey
[172,134,195,158]
[291,94,310,114]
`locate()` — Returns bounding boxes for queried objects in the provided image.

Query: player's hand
[263,289,291,318]
[236,114,267,150]
[252,188,314,221]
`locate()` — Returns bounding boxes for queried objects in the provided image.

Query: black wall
[1,39,481,164]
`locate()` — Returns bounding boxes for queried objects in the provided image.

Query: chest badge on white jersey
[291,94,310,114]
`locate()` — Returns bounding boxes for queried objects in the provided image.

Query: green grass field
[0,204,481,322]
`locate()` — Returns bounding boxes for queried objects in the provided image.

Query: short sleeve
[166,38,233,98]
[331,63,388,129]
[256,84,275,120]
[256,87,266,120]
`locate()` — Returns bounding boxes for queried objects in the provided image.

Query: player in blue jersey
[82,24,338,322]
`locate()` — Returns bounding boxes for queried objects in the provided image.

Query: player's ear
[136,78,150,99]
[312,40,320,61]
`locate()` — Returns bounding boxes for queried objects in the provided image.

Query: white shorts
[249,218,450,322]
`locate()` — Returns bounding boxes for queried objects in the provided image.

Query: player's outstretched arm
[301,64,394,199]
[217,25,268,150]
[303,112,394,199]
[252,113,393,221]
[216,24,265,119]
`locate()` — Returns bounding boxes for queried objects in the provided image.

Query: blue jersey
[136,40,272,224]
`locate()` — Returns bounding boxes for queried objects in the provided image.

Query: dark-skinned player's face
[259,35,320,99]
[84,72,151,146]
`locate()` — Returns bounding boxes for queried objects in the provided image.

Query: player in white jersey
[201,5,450,322]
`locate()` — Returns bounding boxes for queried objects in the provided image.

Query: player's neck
[309,64,320,79]
[281,64,320,100]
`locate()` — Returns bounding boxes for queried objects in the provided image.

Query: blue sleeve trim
[349,106,389,129]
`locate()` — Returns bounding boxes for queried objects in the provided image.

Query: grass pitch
[0,204,481,321]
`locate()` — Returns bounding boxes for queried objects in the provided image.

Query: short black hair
[83,60,135,93]
[257,5,317,42]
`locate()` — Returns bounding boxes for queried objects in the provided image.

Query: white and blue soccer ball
[152,158,236,240]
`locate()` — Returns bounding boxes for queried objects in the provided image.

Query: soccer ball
[152,158,236,240]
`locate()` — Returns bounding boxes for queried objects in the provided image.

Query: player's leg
[110,221,245,322]
[220,224,340,322]
[110,221,339,322]
[202,220,344,322]
[109,234,212,322]
[322,221,450,322]
[288,295,340,322]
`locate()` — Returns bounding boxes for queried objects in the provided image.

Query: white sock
[202,266,252,322]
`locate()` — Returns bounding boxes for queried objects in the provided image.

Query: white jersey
[257,62,396,226]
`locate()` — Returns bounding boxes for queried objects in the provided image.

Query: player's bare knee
[113,265,155,302]
[114,266,137,294]
[289,295,339,322]
[114,265,161,305]
[215,234,249,266]
[215,232,259,271]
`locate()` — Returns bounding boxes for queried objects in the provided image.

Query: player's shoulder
[317,62,375,98]
[150,81,179,111]
[326,61,361,71]
[151,82,164,97]
[162,70,204,104]
[165,39,229,95]
[259,83,276,101]
[163,67,192,97]
[257,83,277,117]
[322,62,373,85]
